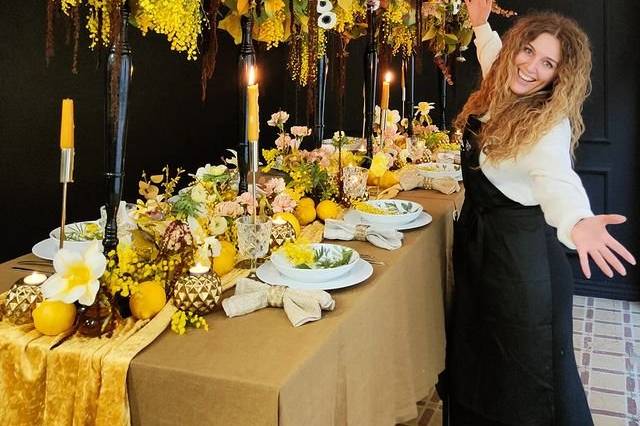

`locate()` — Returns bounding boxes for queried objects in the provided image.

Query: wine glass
[236,216,272,276]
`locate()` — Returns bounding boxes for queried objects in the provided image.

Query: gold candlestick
[249,140,258,224]
[59,148,75,249]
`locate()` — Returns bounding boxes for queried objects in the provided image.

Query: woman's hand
[571,215,636,279]
[464,0,493,27]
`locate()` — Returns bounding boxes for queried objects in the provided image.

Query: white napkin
[397,167,460,195]
[222,278,335,327]
[323,219,403,250]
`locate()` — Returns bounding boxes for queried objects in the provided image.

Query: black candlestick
[103,5,132,254]
[238,15,256,193]
[405,54,415,137]
[363,0,378,167]
[314,54,328,148]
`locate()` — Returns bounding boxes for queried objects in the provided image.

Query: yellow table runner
[0,303,176,426]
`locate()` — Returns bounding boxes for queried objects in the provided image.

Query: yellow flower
[41,242,106,306]
[369,152,389,178]
[219,13,242,44]
[264,0,285,16]
[278,242,315,267]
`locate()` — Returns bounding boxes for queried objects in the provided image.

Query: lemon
[129,281,167,320]
[213,240,237,276]
[33,300,77,336]
[294,203,317,226]
[298,197,315,208]
[316,200,341,221]
[368,170,399,189]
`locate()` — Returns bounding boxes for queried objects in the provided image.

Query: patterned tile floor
[402,296,640,426]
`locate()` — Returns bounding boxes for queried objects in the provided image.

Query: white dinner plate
[256,259,373,291]
[32,238,58,261]
[343,210,432,231]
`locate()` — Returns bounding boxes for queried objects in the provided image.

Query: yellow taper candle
[247,66,259,142]
[380,72,392,110]
[60,99,74,149]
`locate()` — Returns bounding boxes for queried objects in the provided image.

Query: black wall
[1,1,638,296]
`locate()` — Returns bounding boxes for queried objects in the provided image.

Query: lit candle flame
[384,71,392,83]
[248,66,256,86]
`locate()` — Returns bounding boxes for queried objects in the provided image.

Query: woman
[441,1,637,424]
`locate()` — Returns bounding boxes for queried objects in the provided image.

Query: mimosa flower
[41,242,106,306]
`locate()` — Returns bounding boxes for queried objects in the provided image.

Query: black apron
[440,117,593,425]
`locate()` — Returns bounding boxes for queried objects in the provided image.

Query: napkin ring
[424,178,434,190]
[267,285,287,307]
[354,224,369,241]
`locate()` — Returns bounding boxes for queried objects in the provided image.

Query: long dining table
[0,189,464,426]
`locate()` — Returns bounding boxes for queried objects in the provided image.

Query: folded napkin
[323,219,403,250]
[397,167,461,195]
[222,278,335,327]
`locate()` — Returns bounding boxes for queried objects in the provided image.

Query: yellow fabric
[0,303,176,426]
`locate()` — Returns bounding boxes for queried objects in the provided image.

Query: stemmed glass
[236,216,272,276]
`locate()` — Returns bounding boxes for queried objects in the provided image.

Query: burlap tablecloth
[0,189,463,426]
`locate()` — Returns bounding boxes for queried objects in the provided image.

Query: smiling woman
[438,1,636,425]
[510,33,561,95]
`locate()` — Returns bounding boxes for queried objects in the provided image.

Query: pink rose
[214,201,244,218]
[264,177,286,196]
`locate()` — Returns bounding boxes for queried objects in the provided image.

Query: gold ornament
[5,281,44,325]
[270,220,297,251]
[172,272,222,315]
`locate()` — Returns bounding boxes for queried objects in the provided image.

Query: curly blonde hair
[455,12,592,162]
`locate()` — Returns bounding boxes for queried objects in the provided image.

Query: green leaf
[422,25,438,41]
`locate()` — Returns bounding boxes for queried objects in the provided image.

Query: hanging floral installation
[45,0,515,93]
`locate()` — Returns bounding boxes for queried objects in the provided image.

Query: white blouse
[471,23,594,249]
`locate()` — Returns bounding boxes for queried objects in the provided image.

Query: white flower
[41,242,106,306]
[267,111,290,127]
[333,130,345,140]
[204,236,222,257]
[375,106,401,126]
[196,164,227,179]
[367,0,380,11]
[414,101,435,117]
[190,184,208,203]
[317,0,333,13]
[451,0,461,15]
[208,216,228,236]
[224,149,239,168]
[318,12,337,30]
[188,216,207,245]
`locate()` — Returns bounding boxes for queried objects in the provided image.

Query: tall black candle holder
[238,14,256,193]
[314,54,328,148]
[363,0,379,167]
[103,5,132,254]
